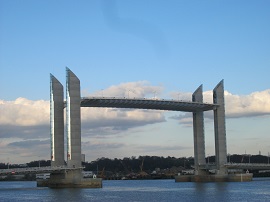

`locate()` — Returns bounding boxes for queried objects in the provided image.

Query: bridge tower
[50,74,65,166]
[47,69,102,188]
[213,80,228,175]
[192,85,207,175]
[66,67,82,168]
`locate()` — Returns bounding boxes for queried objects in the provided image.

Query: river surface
[0,178,269,202]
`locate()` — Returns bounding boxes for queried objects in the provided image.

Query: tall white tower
[213,80,227,175]
[192,85,206,175]
[66,67,82,168]
[50,74,65,166]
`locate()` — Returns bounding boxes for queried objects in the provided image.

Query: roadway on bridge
[198,163,270,170]
[81,97,218,112]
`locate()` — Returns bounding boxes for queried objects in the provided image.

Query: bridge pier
[37,169,102,188]
[191,82,228,177]
[176,80,232,182]
[47,68,102,188]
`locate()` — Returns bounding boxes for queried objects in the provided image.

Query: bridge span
[80,97,218,112]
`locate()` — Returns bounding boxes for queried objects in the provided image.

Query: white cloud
[0,97,49,126]
[203,89,270,118]
[0,81,164,126]
[1,87,270,130]
[170,89,270,125]
[0,82,165,141]
[83,81,163,99]
[223,89,270,118]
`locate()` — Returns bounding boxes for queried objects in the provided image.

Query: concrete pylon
[66,67,82,168]
[50,74,65,166]
[213,80,228,175]
[192,85,207,175]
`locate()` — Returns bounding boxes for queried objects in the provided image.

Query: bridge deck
[198,163,270,170]
[224,163,270,170]
[81,97,218,112]
[0,166,84,175]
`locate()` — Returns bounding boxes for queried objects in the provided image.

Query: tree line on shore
[0,154,269,172]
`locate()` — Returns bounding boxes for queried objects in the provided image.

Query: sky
[0,0,269,164]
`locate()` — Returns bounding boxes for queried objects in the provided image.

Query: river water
[0,178,269,202]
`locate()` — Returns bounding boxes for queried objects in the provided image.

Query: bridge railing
[81,96,194,102]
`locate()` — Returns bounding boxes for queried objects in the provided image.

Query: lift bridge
[1,68,268,185]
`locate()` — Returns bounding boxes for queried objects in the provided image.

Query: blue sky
[0,0,269,164]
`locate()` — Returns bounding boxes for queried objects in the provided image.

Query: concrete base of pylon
[37,169,102,188]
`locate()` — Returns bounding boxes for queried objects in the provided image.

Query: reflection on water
[0,178,269,202]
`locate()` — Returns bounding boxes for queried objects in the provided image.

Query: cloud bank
[1,85,270,135]
[0,98,49,126]
[224,89,270,118]
[0,81,165,140]
[170,89,270,126]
